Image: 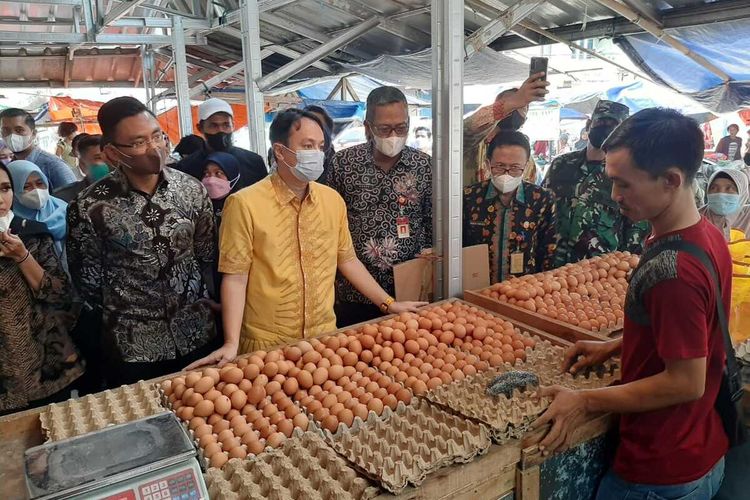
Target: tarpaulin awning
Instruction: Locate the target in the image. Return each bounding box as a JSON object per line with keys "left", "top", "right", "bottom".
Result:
{"left": 615, "top": 19, "right": 750, "bottom": 112}
{"left": 300, "top": 99, "right": 365, "bottom": 121}
{"left": 157, "top": 103, "right": 249, "bottom": 145}
{"left": 33, "top": 96, "right": 103, "bottom": 134}
{"left": 340, "top": 47, "right": 529, "bottom": 89}
{"left": 554, "top": 80, "right": 717, "bottom": 124}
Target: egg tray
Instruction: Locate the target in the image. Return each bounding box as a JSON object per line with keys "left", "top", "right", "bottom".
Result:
{"left": 424, "top": 367, "right": 551, "bottom": 443}
{"left": 423, "top": 340, "right": 619, "bottom": 443}
{"left": 204, "top": 428, "right": 380, "bottom": 500}
{"left": 39, "top": 381, "right": 163, "bottom": 442}
{"left": 326, "top": 397, "right": 491, "bottom": 495}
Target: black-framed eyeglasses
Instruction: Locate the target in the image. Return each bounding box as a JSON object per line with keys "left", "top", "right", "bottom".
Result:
{"left": 488, "top": 163, "right": 525, "bottom": 176}
{"left": 370, "top": 122, "right": 409, "bottom": 137}
{"left": 112, "top": 134, "right": 166, "bottom": 153}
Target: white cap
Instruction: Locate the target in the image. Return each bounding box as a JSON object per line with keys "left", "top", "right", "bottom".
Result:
{"left": 198, "top": 98, "right": 233, "bottom": 121}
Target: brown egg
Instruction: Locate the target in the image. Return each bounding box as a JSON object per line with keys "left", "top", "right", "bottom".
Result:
{"left": 247, "top": 438, "right": 265, "bottom": 455}
{"left": 221, "top": 383, "right": 239, "bottom": 397}
{"left": 267, "top": 432, "right": 286, "bottom": 448}
{"left": 327, "top": 364, "right": 344, "bottom": 381}
{"left": 161, "top": 379, "right": 173, "bottom": 395}
{"left": 312, "top": 367, "right": 328, "bottom": 386}
{"left": 292, "top": 412, "right": 309, "bottom": 430}
{"left": 262, "top": 402, "right": 279, "bottom": 418}
{"left": 280, "top": 377, "right": 297, "bottom": 396}
{"left": 209, "top": 452, "right": 228, "bottom": 469}
{"left": 185, "top": 391, "right": 203, "bottom": 407}
{"left": 185, "top": 372, "right": 202, "bottom": 388}
{"left": 228, "top": 446, "right": 247, "bottom": 460}
{"left": 367, "top": 398, "right": 384, "bottom": 415}
{"left": 194, "top": 399, "right": 215, "bottom": 417}
{"left": 221, "top": 367, "right": 244, "bottom": 385}
{"left": 395, "top": 388, "right": 412, "bottom": 405}
{"left": 203, "top": 367, "right": 221, "bottom": 385}
{"left": 277, "top": 419, "right": 294, "bottom": 437}
{"left": 352, "top": 403, "right": 369, "bottom": 421}
{"left": 265, "top": 380, "right": 282, "bottom": 396}
{"left": 203, "top": 442, "right": 221, "bottom": 457}
{"left": 383, "top": 394, "right": 398, "bottom": 410}
{"left": 412, "top": 380, "right": 428, "bottom": 395}
{"left": 214, "top": 395, "right": 232, "bottom": 415}
{"left": 247, "top": 386, "right": 265, "bottom": 405}
{"left": 189, "top": 416, "right": 206, "bottom": 430}
{"left": 193, "top": 423, "right": 214, "bottom": 439}
{"left": 243, "top": 364, "right": 260, "bottom": 381}
{"left": 269, "top": 411, "right": 285, "bottom": 426}
{"left": 207, "top": 414, "right": 222, "bottom": 425}
{"left": 204, "top": 388, "right": 223, "bottom": 402}
{"left": 297, "top": 370, "right": 314, "bottom": 389}
{"left": 321, "top": 414, "right": 339, "bottom": 433}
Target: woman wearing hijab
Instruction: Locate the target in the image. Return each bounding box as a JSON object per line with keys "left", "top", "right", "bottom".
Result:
{"left": 200, "top": 151, "right": 242, "bottom": 227}
{"left": 700, "top": 168, "right": 750, "bottom": 241}
{"left": 7, "top": 160, "right": 68, "bottom": 254}
{"left": 0, "top": 162, "right": 84, "bottom": 415}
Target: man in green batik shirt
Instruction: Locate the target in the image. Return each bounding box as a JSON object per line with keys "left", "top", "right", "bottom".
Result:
{"left": 543, "top": 100, "right": 650, "bottom": 266}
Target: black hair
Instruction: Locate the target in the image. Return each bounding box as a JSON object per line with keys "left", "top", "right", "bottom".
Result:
{"left": 602, "top": 108, "right": 703, "bottom": 183}
{"left": 728, "top": 124, "right": 740, "bottom": 132}
{"left": 0, "top": 108, "right": 36, "bottom": 131}
{"left": 71, "top": 132, "right": 90, "bottom": 153}
{"left": 58, "top": 121, "right": 78, "bottom": 138}
{"left": 365, "top": 86, "right": 407, "bottom": 123}
{"left": 0, "top": 161, "right": 13, "bottom": 193}
{"left": 174, "top": 134, "right": 206, "bottom": 157}
{"left": 486, "top": 130, "right": 531, "bottom": 161}
{"left": 76, "top": 134, "right": 102, "bottom": 156}
{"left": 269, "top": 108, "right": 324, "bottom": 154}
{"left": 414, "top": 126, "right": 431, "bottom": 137}
{"left": 303, "top": 105, "right": 334, "bottom": 132}
{"left": 97, "top": 96, "right": 155, "bottom": 146}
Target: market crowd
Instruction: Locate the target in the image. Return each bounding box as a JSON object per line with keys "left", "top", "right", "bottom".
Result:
{"left": 0, "top": 74, "right": 746, "bottom": 498}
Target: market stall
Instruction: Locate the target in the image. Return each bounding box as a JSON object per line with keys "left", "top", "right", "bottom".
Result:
{"left": 1, "top": 255, "right": 636, "bottom": 500}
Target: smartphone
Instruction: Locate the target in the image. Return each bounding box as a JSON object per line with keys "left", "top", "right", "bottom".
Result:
{"left": 530, "top": 57, "right": 548, "bottom": 80}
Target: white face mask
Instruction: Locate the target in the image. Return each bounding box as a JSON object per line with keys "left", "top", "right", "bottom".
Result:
{"left": 278, "top": 145, "right": 325, "bottom": 182}
{"left": 373, "top": 135, "right": 407, "bottom": 157}
{"left": 491, "top": 174, "right": 523, "bottom": 194}
{"left": 0, "top": 210, "right": 13, "bottom": 232}
{"left": 18, "top": 188, "right": 49, "bottom": 210}
{"left": 3, "top": 133, "right": 33, "bottom": 153}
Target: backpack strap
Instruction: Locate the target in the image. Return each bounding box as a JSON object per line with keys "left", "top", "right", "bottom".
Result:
{"left": 642, "top": 240, "right": 743, "bottom": 403}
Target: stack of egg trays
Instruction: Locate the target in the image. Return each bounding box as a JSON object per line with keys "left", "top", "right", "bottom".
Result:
{"left": 324, "top": 397, "right": 491, "bottom": 494}
{"left": 39, "top": 381, "right": 163, "bottom": 442}
{"left": 203, "top": 428, "right": 380, "bottom": 500}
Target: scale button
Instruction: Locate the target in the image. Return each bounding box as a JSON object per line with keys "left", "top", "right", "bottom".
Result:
{"left": 144, "top": 496, "right": 152, "bottom": 500}
{"left": 160, "top": 481, "right": 168, "bottom": 490}
{"left": 153, "top": 492, "right": 162, "bottom": 500}
{"left": 142, "top": 486, "right": 151, "bottom": 494}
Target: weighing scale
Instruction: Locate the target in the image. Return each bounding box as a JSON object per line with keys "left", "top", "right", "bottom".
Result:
{"left": 24, "top": 411, "right": 209, "bottom": 500}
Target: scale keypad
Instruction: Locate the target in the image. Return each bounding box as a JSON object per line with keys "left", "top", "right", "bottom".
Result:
{"left": 139, "top": 469, "right": 202, "bottom": 500}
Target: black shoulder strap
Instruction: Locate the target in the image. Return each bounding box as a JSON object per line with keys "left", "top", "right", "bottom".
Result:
{"left": 640, "top": 240, "right": 743, "bottom": 402}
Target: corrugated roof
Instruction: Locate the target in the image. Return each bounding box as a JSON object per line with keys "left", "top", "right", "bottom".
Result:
{"left": 0, "top": 0, "right": 745, "bottom": 91}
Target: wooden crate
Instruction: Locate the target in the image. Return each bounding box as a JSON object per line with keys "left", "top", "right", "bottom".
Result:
{"left": 0, "top": 406, "right": 46, "bottom": 499}
{"left": 463, "top": 289, "right": 614, "bottom": 344}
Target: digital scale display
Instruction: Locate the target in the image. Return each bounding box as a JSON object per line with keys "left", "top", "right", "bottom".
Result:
{"left": 102, "top": 465, "right": 205, "bottom": 500}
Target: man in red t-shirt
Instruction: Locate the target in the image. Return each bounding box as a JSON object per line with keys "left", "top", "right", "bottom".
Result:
{"left": 532, "top": 108, "right": 729, "bottom": 499}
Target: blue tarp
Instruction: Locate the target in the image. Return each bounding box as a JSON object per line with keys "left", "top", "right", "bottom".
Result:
{"left": 300, "top": 99, "right": 365, "bottom": 121}
{"left": 615, "top": 19, "right": 750, "bottom": 112}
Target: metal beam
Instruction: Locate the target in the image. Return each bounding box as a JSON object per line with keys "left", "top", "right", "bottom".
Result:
{"left": 0, "top": 30, "right": 202, "bottom": 44}
{"left": 102, "top": 0, "right": 149, "bottom": 26}
{"left": 257, "top": 16, "right": 380, "bottom": 91}
{"left": 320, "top": 0, "right": 431, "bottom": 46}
{"left": 172, "top": 16, "right": 194, "bottom": 137}
{"left": 1, "top": 0, "right": 81, "bottom": 4}
{"left": 240, "top": 0, "right": 267, "bottom": 155}
{"left": 343, "top": 77, "right": 360, "bottom": 101}
{"left": 189, "top": 62, "right": 244, "bottom": 98}
{"left": 518, "top": 20, "right": 654, "bottom": 83}
{"left": 140, "top": 2, "right": 204, "bottom": 18}
{"left": 142, "top": 45, "right": 157, "bottom": 113}
{"left": 464, "top": 0, "right": 544, "bottom": 59}
{"left": 432, "top": 0, "right": 464, "bottom": 300}
{"left": 620, "top": 0, "right": 662, "bottom": 25}
{"left": 594, "top": 0, "right": 731, "bottom": 83}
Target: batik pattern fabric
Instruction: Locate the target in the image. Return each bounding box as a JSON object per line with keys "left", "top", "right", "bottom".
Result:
{"left": 328, "top": 143, "right": 432, "bottom": 303}
{"left": 542, "top": 149, "right": 650, "bottom": 267}
{"left": 66, "top": 167, "right": 217, "bottom": 363}
{"left": 0, "top": 219, "right": 83, "bottom": 412}
{"left": 463, "top": 180, "right": 558, "bottom": 284}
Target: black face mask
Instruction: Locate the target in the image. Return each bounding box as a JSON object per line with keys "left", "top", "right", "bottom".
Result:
{"left": 588, "top": 125, "right": 617, "bottom": 149}
{"left": 205, "top": 132, "right": 233, "bottom": 152}
{"left": 496, "top": 110, "right": 526, "bottom": 131}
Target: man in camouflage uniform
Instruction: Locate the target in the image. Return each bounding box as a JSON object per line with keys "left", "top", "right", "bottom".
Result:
{"left": 543, "top": 100, "right": 650, "bottom": 266}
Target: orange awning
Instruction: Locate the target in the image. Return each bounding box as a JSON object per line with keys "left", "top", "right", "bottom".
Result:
{"left": 157, "top": 103, "right": 250, "bottom": 145}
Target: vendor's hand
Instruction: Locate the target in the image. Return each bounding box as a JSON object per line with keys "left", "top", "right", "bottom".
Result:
{"left": 388, "top": 301, "right": 427, "bottom": 315}
{"left": 0, "top": 228, "right": 29, "bottom": 262}
{"left": 562, "top": 340, "right": 617, "bottom": 375}
{"left": 197, "top": 298, "right": 222, "bottom": 314}
{"left": 530, "top": 386, "right": 589, "bottom": 456}
{"left": 506, "top": 73, "right": 549, "bottom": 110}
{"left": 185, "top": 342, "right": 238, "bottom": 370}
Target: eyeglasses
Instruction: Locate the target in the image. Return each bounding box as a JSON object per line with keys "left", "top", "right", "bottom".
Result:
{"left": 112, "top": 133, "right": 166, "bottom": 153}
{"left": 370, "top": 122, "right": 409, "bottom": 137}
{"left": 488, "top": 163, "right": 525, "bottom": 176}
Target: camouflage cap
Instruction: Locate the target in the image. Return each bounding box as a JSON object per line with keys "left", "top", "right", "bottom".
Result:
{"left": 591, "top": 100, "right": 629, "bottom": 124}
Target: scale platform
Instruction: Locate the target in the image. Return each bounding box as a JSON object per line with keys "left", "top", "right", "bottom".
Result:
{"left": 24, "top": 411, "right": 209, "bottom": 500}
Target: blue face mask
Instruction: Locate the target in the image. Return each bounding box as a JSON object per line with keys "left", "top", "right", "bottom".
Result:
{"left": 707, "top": 193, "right": 742, "bottom": 216}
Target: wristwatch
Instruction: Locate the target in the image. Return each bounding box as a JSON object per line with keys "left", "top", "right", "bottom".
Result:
{"left": 379, "top": 296, "right": 395, "bottom": 314}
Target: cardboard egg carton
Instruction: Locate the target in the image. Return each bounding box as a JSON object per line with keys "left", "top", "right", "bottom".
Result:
{"left": 424, "top": 368, "right": 550, "bottom": 443}
{"left": 424, "top": 340, "right": 619, "bottom": 443}
{"left": 204, "top": 429, "right": 379, "bottom": 500}
{"left": 39, "top": 381, "right": 163, "bottom": 442}
{"left": 328, "top": 398, "right": 491, "bottom": 494}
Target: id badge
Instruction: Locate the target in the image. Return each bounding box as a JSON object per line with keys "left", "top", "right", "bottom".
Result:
{"left": 510, "top": 252, "right": 524, "bottom": 274}
{"left": 396, "top": 216, "right": 410, "bottom": 239}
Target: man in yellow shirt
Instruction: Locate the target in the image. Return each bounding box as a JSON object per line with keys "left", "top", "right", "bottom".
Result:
{"left": 189, "top": 109, "right": 424, "bottom": 367}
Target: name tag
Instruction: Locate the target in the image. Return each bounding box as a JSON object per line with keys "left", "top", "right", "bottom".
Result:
{"left": 396, "top": 216, "right": 410, "bottom": 239}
